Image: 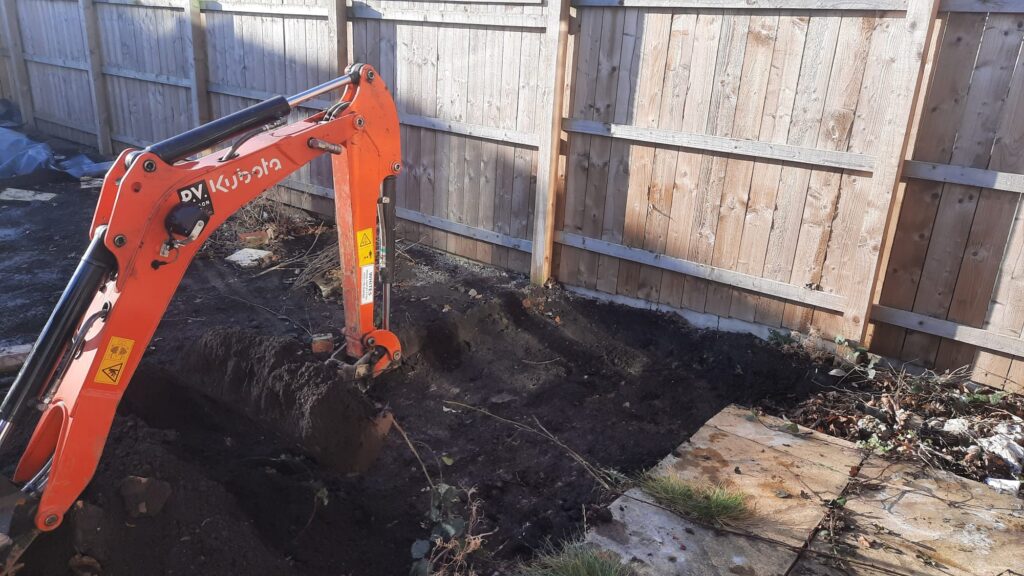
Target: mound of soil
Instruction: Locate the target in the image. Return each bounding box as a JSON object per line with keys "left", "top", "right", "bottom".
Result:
{"left": 180, "top": 327, "right": 389, "bottom": 472}
{"left": 3, "top": 183, "right": 827, "bottom": 575}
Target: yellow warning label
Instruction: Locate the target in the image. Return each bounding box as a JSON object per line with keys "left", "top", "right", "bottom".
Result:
{"left": 94, "top": 336, "right": 135, "bottom": 385}
{"left": 357, "top": 227, "right": 375, "bottom": 266}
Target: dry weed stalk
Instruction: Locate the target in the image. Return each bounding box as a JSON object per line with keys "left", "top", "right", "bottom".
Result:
{"left": 442, "top": 401, "right": 625, "bottom": 491}
{"left": 423, "top": 489, "right": 493, "bottom": 576}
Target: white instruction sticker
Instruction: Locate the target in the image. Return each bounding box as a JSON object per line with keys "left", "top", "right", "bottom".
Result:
{"left": 360, "top": 264, "right": 375, "bottom": 305}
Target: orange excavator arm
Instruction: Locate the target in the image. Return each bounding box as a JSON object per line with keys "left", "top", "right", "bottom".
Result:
{"left": 0, "top": 64, "right": 401, "bottom": 570}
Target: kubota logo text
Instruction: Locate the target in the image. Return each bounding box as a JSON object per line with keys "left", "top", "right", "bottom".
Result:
{"left": 209, "top": 157, "right": 283, "bottom": 194}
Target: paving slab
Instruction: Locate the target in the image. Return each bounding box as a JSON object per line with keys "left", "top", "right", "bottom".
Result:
{"left": 655, "top": 424, "right": 854, "bottom": 547}
{"left": 586, "top": 404, "right": 1022, "bottom": 576}
{"left": 587, "top": 488, "right": 798, "bottom": 576}
{"left": 705, "top": 405, "right": 863, "bottom": 476}
{"left": 788, "top": 554, "right": 893, "bottom": 576}
{"left": 807, "top": 457, "right": 1024, "bottom": 576}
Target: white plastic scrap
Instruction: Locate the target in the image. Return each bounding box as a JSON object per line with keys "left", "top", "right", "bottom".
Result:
{"left": 984, "top": 477, "right": 1021, "bottom": 494}
{"left": 978, "top": 433, "right": 1024, "bottom": 475}
{"left": 225, "top": 248, "right": 273, "bottom": 269}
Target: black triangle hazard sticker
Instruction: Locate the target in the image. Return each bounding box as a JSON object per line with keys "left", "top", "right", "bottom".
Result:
{"left": 102, "top": 363, "right": 123, "bottom": 383}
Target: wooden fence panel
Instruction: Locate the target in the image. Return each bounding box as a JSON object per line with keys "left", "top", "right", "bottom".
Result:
{"left": 558, "top": 3, "right": 937, "bottom": 343}
{"left": 96, "top": 1, "right": 191, "bottom": 148}
{"left": 872, "top": 6, "right": 1024, "bottom": 392}
{"left": 350, "top": 0, "right": 546, "bottom": 274}
{"left": 28, "top": 0, "right": 1024, "bottom": 390}
{"left": 18, "top": 0, "right": 94, "bottom": 143}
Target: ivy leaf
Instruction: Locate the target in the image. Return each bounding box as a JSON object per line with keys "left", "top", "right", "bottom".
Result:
{"left": 411, "top": 539, "right": 431, "bottom": 560}
{"left": 410, "top": 559, "right": 431, "bottom": 576}
{"left": 448, "top": 517, "right": 467, "bottom": 538}
{"left": 432, "top": 521, "right": 457, "bottom": 540}
{"left": 827, "top": 496, "right": 847, "bottom": 509}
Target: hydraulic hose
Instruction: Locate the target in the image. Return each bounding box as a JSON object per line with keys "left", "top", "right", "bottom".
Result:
{"left": 0, "top": 228, "right": 117, "bottom": 450}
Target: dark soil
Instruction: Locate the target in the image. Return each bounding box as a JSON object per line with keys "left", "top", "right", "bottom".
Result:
{"left": 1, "top": 177, "right": 826, "bottom": 575}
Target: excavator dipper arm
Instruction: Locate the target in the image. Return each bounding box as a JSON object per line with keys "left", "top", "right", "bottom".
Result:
{"left": 0, "top": 64, "right": 401, "bottom": 569}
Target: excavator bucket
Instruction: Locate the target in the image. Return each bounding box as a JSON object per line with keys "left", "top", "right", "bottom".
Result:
{"left": 0, "top": 478, "right": 38, "bottom": 574}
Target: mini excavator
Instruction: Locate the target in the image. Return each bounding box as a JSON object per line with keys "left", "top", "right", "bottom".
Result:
{"left": 0, "top": 63, "right": 402, "bottom": 571}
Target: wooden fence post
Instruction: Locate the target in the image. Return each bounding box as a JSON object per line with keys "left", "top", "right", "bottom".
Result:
{"left": 0, "top": 0, "right": 33, "bottom": 129}
{"left": 326, "top": 0, "right": 348, "bottom": 74}
{"left": 529, "top": 0, "right": 571, "bottom": 284}
{"left": 79, "top": 0, "right": 112, "bottom": 155}
{"left": 185, "top": 0, "right": 210, "bottom": 126}
{"left": 846, "top": 0, "right": 941, "bottom": 342}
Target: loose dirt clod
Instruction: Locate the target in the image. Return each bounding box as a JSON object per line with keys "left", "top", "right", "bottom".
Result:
{"left": 70, "top": 501, "right": 105, "bottom": 558}
{"left": 67, "top": 554, "right": 101, "bottom": 576}
{"left": 119, "top": 476, "right": 172, "bottom": 518}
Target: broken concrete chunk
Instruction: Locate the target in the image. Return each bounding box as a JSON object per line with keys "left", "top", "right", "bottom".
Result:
{"left": 119, "top": 476, "right": 172, "bottom": 518}
{"left": 225, "top": 248, "right": 273, "bottom": 269}
{"left": 0, "top": 188, "right": 56, "bottom": 202}
{"left": 311, "top": 333, "right": 334, "bottom": 355}
{"left": 942, "top": 417, "right": 972, "bottom": 437}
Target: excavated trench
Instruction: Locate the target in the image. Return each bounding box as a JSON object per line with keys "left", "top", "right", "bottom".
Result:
{"left": 4, "top": 183, "right": 826, "bottom": 575}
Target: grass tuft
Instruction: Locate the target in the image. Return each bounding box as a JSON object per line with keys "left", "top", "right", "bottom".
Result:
{"left": 640, "top": 474, "right": 750, "bottom": 526}
{"left": 518, "top": 541, "right": 633, "bottom": 576}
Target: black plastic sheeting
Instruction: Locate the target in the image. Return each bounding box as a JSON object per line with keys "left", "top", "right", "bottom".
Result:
{"left": 0, "top": 127, "right": 112, "bottom": 179}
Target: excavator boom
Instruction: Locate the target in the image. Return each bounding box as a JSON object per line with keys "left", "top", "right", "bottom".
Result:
{"left": 0, "top": 64, "right": 401, "bottom": 571}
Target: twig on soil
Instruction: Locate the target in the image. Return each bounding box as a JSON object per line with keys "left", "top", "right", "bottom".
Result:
{"left": 256, "top": 222, "right": 325, "bottom": 276}
{"left": 222, "top": 294, "right": 312, "bottom": 337}
{"left": 396, "top": 239, "right": 422, "bottom": 264}
{"left": 522, "top": 358, "right": 561, "bottom": 365}
{"left": 443, "top": 401, "right": 619, "bottom": 491}
{"left": 392, "top": 417, "right": 434, "bottom": 488}
{"left": 291, "top": 247, "right": 340, "bottom": 291}
{"left": 291, "top": 486, "right": 329, "bottom": 544}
